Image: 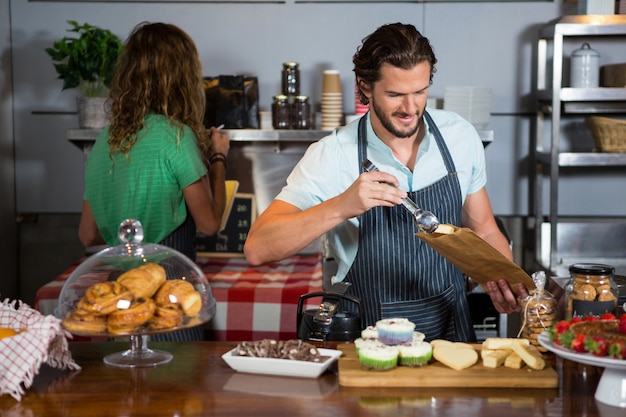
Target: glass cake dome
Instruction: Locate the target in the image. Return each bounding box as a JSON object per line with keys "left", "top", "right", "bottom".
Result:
{"left": 56, "top": 219, "right": 216, "bottom": 367}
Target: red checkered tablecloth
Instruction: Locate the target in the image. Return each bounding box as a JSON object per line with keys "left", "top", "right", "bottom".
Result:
{"left": 34, "top": 254, "right": 323, "bottom": 342}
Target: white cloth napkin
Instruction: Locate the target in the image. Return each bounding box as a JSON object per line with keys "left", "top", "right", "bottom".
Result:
{"left": 0, "top": 299, "right": 81, "bottom": 401}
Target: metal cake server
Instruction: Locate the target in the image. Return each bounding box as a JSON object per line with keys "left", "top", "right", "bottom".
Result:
{"left": 361, "top": 159, "right": 440, "bottom": 234}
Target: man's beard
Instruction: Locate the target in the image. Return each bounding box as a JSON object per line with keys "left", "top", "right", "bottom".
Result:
{"left": 371, "top": 99, "right": 421, "bottom": 139}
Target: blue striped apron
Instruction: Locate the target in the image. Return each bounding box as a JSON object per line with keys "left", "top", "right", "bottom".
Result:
{"left": 152, "top": 210, "right": 205, "bottom": 341}
{"left": 344, "top": 112, "right": 475, "bottom": 342}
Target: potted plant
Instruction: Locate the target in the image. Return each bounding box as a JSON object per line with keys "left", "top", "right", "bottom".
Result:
{"left": 46, "top": 20, "right": 123, "bottom": 128}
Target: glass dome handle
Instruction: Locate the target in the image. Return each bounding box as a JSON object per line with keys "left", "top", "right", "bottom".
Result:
{"left": 118, "top": 219, "right": 145, "bottom": 245}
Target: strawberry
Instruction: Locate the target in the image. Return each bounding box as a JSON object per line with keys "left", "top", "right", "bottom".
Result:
{"left": 571, "top": 334, "right": 588, "bottom": 353}
{"left": 549, "top": 320, "right": 571, "bottom": 343}
{"left": 620, "top": 316, "right": 626, "bottom": 335}
{"left": 582, "top": 315, "right": 599, "bottom": 322}
{"left": 570, "top": 317, "right": 582, "bottom": 325}
{"left": 557, "top": 329, "right": 575, "bottom": 348}
{"left": 608, "top": 341, "right": 626, "bottom": 360}
{"left": 600, "top": 312, "right": 616, "bottom": 320}
{"left": 586, "top": 336, "right": 608, "bottom": 357}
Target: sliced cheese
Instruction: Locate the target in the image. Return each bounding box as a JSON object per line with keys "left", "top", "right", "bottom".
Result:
{"left": 510, "top": 343, "right": 545, "bottom": 370}
{"left": 482, "top": 337, "right": 530, "bottom": 350}
{"left": 433, "top": 346, "right": 478, "bottom": 371}
{"left": 480, "top": 349, "right": 512, "bottom": 368}
{"left": 504, "top": 352, "right": 524, "bottom": 369}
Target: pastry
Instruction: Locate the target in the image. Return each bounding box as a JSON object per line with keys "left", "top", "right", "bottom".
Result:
{"left": 62, "top": 309, "right": 107, "bottom": 334}
{"left": 106, "top": 298, "right": 156, "bottom": 334}
{"left": 154, "top": 279, "right": 202, "bottom": 316}
{"left": 148, "top": 304, "right": 184, "bottom": 330}
{"left": 77, "top": 281, "right": 133, "bottom": 316}
{"left": 117, "top": 262, "right": 166, "bottom": 299}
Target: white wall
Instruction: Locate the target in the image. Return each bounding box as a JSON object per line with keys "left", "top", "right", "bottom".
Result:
{"left": 11, "top": 0, "right": 624, "bottom": 218}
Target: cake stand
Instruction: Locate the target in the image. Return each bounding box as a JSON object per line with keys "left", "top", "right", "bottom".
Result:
{"left": 538, "top": 332, "right": 626, "bottom": 408}
{"left": 56, "top": 219, "right": 216, "bottom": 368}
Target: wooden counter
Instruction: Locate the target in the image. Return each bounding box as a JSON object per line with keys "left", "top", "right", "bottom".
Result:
{"left": 0, "top": 341, "right": 622, "bottom": 417}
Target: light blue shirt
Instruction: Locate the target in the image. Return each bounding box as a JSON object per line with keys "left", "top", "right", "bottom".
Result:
{"left": 275, "top": 109, "right": 487, "bottom": 280}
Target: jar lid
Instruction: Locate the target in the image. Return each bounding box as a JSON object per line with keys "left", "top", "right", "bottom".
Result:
{"left": 571, "top": 42, "right": 600, "bottom": 58}
{"left": 273, "top": 95, "right": 289, "bottom": 101}
{"left": 294, "top": 95, "right": 309, "bottom": 101}
{"left": 569, "top": 263, "right": 615, "bottom": 275}
{"left": 283, "top": 62, "right": 299, "bottom": 68}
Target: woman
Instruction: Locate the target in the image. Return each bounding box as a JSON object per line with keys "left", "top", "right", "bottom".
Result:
{"left": 78, "top": 22, "right": 230, "bottom": 341}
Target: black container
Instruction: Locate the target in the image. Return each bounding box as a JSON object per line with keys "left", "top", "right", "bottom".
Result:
{"left": 271, "top": 95, "right": 290, "bottom": 129}
{"left": 297, "top": 291, "right": 363, "bottom": 342}
{"left": 281, "top": 62, "right": 300, "bottom": 96}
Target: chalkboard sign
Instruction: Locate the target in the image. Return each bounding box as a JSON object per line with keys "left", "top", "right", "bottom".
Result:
{"left": 196, "top": 193, "right": 256, "bottom": 256}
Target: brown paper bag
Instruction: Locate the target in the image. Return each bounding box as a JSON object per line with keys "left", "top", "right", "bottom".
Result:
{"left": 416, "top": 224, "right": 535, "bottom": 296}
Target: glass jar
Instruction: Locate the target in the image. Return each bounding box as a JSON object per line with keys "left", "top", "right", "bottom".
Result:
{"left": 564, "top": 263, "right": 618, "bottom": 319}
{"left": 272, "top": 95, "right": 291, "bottom": 129}
{"left": 291, "top": 95, "right": 311, "bottom": 130}
{"left": 281, "top": 62, "right": 300, "bottom": 96}
{"left": 519, "top": 271, "right": 557, "bottom": 352}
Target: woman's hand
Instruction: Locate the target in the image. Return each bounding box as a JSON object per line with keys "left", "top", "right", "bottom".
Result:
{"left": 208, "top": 126, "right": 230, "bottom": 156}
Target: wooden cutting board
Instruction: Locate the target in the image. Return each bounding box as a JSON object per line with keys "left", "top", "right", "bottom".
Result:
{"left": 337, "top": 343, "right": 558, "bottom": 388}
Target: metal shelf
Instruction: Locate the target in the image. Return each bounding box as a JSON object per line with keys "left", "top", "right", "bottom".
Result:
{"left": 536, "top": 152, "right": 626, "bottom": 166}
{"left": 531, "top": 16, "right": 626, "bottom": 274}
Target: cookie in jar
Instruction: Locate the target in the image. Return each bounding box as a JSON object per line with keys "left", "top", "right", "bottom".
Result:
{"left": 519, "top": 271, "right": 557, "bottom": 351}
{"left": 564, "top": 263, "right": 618, "bottom": 319}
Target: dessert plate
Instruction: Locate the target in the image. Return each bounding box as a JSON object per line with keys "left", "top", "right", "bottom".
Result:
{"left": 222, "top": 348, "right": 342, "bottom": 378}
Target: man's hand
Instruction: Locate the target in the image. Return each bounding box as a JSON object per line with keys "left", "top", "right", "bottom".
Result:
{"left": 339, "top": 171, "right": 407, "bottom": 218}
{"left": 486, "top": 280, "right": 529, "bottom": 314}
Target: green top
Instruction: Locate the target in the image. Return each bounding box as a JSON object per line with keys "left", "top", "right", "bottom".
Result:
{"left": 85, "top": 113, "right": 207, "bottom": 246}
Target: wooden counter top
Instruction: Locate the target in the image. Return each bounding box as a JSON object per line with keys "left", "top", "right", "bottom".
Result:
{"left": 0, "top": 341, "right": 622, "bottom": 417}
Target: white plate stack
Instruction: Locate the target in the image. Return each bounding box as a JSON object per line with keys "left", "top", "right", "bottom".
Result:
{"left": 443, "top": 86, "right": 492, "bottom": 130}
{"left": 321, "top": 70, "right": 343, "bottom": 130}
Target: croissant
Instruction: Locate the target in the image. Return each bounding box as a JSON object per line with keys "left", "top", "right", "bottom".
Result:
{"left": 62, "top": 309, "right": 107, "bottom": 334}
{"left": 77, "top": 281, "right": 133, "bottom": 316}
{"left": 148, "top": 305, "right": 184, "bottom": 330}
{"left": 154, "top": 279, "right": 202, "bottom": 316}
{"left": 117, "top": 262, "right": 166, "bottom": 299}
{"left": 107, "top": 298, "right": 156, "bottom": 334}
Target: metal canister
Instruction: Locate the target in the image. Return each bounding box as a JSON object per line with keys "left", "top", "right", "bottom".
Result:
{"left": 291, "top": 95, "right": 311, "bottom": 130}
{"left": 570, "top": 42, "right": 600, "bottom": 88}
{"left": 272, "top": 95, "right": 290, "bottom": 129}
{"left": 281, "top": 62, "right": 300, "bottom": 96}
{"left": 564, "top": 263, "right": 618, "bottom": 318}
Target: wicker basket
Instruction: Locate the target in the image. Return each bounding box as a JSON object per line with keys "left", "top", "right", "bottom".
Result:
{"left": 586, "top": 116, "right": 626, "bottom": 153}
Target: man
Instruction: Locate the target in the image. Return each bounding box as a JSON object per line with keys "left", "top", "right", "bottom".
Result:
{"left": 244, "top": 23, "right": 527, "bottom": 341}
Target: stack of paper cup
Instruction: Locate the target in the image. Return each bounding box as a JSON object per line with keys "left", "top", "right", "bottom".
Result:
{"left": 321, "top": 70, "right": 343, "bottom": 130}
{"left": 354, "top": 83, "right": 369, "bottom": 115}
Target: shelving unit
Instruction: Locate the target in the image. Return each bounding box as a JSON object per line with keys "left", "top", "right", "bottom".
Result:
{"left": 531, "top": 15, "right": 626, "bottom": 274}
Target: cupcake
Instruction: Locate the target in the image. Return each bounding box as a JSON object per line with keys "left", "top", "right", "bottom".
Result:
{"left": 354, "top": 337, "right": 386, "bottom": 354}
{"left": 375, "top": 318, "right": 416, "bottom": 345}
{"left": 398, "top": 340, "right": 432, "bottom": 367}
{"left": 412, "top": 331, "right": 426, "bottom": 342}
{"left": 361, "top": 325, "right": 378, "bottom": 340}
{"left": 357, "top": 345, "right": 399, "bottom": 371}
